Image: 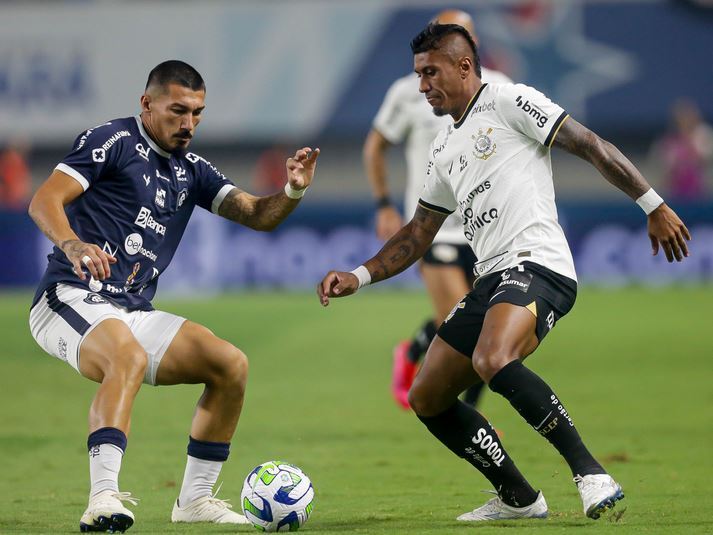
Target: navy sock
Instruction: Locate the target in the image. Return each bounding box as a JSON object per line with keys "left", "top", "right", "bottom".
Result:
{"left": 187, "top": 436, "right": 230, "bottom": 462}
{"left": 489, "top": 360, "right": 605, "bottom": 477}
{"left": 408, "top": 319, "right": 437, "bottom": 363}
{"left": 88, "top": 427, "right": 127, "bottom": 453}
{"left": 418, "top": 401, "right": 538, "bottom": 507}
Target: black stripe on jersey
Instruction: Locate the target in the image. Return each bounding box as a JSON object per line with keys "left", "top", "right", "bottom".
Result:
{"left": 46, "top": 284, "right": 91, "bottom": 336}
{"left": 418, "top": 199, "right": 454, "bottom": 215}
{"left": 454, "top": 83, "right": 488, "bottom": 129}
{"left": 545, "top": 111, "right": 569, "bottom": 147}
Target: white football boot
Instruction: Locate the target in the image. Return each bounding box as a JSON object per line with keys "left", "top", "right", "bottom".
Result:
{"left": 79, "top": 490, "right": 138, "bottom": 533}
{"left": 171, "top": 488, "right": 249, "bottom": 524}
{"left": 574, "top": 474, "right": 624, "bottom": 519}
{"left": 457, "top": 491, "right": 548, "bottom": 522}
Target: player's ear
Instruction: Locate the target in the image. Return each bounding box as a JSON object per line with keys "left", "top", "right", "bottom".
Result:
{"left": 140, "top": 94, "right": 151, "bottom": 113}
{"left": 460, "top": 57, "right": 471, "bottom": 79}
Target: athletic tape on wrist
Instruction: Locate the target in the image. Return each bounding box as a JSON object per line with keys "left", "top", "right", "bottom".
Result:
{"left": 636, "top": 188, "right": 664, "bottom": 215}
{"left": 350, "top": 265, "right": 371, "bottom": 289}
{"left": 284, "top": 182, "right": 308, "bottom": 199}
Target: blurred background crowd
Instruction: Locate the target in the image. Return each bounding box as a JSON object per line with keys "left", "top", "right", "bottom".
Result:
{"left": 1, "top": 0, "right": 711, "bottom": 292}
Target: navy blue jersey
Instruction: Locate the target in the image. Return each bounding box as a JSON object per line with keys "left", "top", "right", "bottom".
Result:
{"left": 33, "top": 116, "right": 237, "bottom": 311}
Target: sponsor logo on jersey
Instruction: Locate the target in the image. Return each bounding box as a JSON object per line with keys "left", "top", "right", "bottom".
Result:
{"left": 75, "top": 122, "right": 112, "bottom": 150}
{"left": 83, "top": 292, "right": 108, "bottom": 305}
{"left": 461, "top": 181, "right": 491, "bottom": 207}
{"left": 515, "top": 95, "right": 549, "bottom": 128}
{"left": 174, "top": 166, "right": 188, "bottom": 181}
{"left": 105, "top": 284, "right": 123, "bottom": 294}
{"left": 177, "top": 188, "right": 188, "bottom": 208}
{"left": 155, "top": 187, "right": 166, "bottom": 208}
{"left": 472, "top": 128, "right": 496, "bottom": 160}
{"left": 185, "top": 153, "right": 228, "bottom": 181}
{"left": 472, "top": 99, "right": 495, "bottom": 114}
{"left": 459, "top": 154, "right": 469, "bottom": 172}
{"left": 134, "top": 207, "right": 166, "bottom": 236}
{"left": 462, "top": 207, "right": 498, "bottom": 241}
{"left": 124, "top": 233, "right": 158, "bottom": 261}
{"left": 100, "top": 130, "right": 130, "bottom": 152}
{"left": 432, "top": 142, "right": 446, "bottom": 158}
{"left": 471, "top": 427, "right": 506, "bottom": 467}
{"left": 124, "top": 262, "right": 141, "bottom": 290}
{"left": 102, "top": 241, "right": 118, "bottom": 257}
{"left": 426, "top": 160, "right": 434, "bottom": 176}
{"left": 91, "top": 148, "right": 105, "bottom": 162}
{"left": 135, "top": 143, "right": 150, "bottom": 161}
{"left": 155, "top": 170, "right": 170, "bottom": 182}
{"left": 142, "top": 173, "right": 151, "bottom": 186}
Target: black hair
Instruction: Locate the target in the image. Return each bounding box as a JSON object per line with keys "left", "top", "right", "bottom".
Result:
{"left": 145, "top": 60, "right": 205, "bottom": 92}
{"left": 410, "top": 23, "right": 481, "bottom": 78}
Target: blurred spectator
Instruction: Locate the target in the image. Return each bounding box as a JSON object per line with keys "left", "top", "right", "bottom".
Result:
{"left": 652, "top": 99, "right": 713, "bottom": 201}
{"left": 252, "top": 145, "right": 289, "bottom": 195}
{"left": 0, "top": 138, "right": 32, "bottom": 211}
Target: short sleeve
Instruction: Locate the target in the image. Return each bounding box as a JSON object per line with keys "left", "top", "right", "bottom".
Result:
{"left": 417, "top": 137, "right": 457, "bottom": 215}
{"left": 372, "top": 77, "right": 412, "bottom": 144}
{"left": 55, "top": 122, "right": 128, "bottom": 191}
{"left": 187, "top": 152, "right": 238, "bottom": 213}
{"left": 497, "top": 83, "right": 569, "bottom": 147}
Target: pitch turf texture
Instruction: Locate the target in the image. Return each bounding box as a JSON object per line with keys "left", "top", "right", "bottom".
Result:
{"left": 1, "top": 287, "right": 711, "bottom": 534}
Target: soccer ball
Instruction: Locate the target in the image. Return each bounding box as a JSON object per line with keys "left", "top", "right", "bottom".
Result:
{"left": 241, "top": 461, "right": 314, "bottom": 532}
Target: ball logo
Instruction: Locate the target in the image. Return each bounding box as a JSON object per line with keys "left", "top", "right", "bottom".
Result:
{"left": 91, "top": 148, "right": 106, "bottom": 162}
{"left": 125, "top": 233, "right": 143, "bottom": 255}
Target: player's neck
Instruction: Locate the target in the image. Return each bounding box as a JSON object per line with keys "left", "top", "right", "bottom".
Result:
{"left": 139, "top": 112, "right": 171, "bottom": 154}
{"left": 452, "top": 79, "right": 484, "bottom": 123}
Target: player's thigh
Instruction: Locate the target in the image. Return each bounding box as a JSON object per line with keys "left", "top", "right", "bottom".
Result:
{"left": 79, "top": 318, "right": 148, "bottom": 383}
{"left": 420, "top": 263, "right": 471, "bottom": 324}
{"left": 154, "top": 320, "right": 247, "bottom": 386}
{"left": 409, "top": 335, "right": 479, "bottom": 416}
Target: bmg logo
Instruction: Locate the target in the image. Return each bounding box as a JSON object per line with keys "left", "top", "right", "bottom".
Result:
{"left": 515, "top": 95, "right": 548, "bottom": 128}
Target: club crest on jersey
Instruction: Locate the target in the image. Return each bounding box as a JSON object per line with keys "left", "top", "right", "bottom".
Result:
{"left": 84, "top": 293, "right": 108, "bottom": 305}
{"left": 472, "top": 128, "right": 496, "bottom": 160}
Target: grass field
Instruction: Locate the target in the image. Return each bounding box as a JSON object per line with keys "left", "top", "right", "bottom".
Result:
{"left": 0, "top": 287, "right": 711, "bottom": 534}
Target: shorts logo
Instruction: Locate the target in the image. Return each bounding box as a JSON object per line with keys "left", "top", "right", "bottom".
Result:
{"left": 546, "top": 310, "right": 555, "bottom": 330}
{"left": 155, "top": 187, "right": 166, "bottom": 208}
{"left": 444, "top": 300, "right": 466, "bottom": 323}
{"left": 472, "top": 128, "right": 496, "bottom": 160}
{"left": 91, "top": 148, "right": 106, "bottom": 162}
{"left": 124, "top": 233, "right": 158, "bottom": 261}
{"left": 83, "top": 293, "right": 108, "bottom": 305}
{"left": 135, "top": 143, "right": 150, "bottom": 161}
{"left": 496, "top": 269, "right": 533, "bottom": 293}
{"left": 135, "top": 207, "right": 166, "bottom": 236}
{"left": 58, "top": 337, "right": 68, "bottom": 362}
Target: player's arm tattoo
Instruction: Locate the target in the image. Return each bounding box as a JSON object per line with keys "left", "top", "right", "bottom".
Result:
{"left": 218, "top": 188, "right": 300, "bottom": 231}
{"left": 364, "top": 204, "right": 447, "bottom": 283}
{"left": 553, "top": 117, "right": 652, "bottom": 199}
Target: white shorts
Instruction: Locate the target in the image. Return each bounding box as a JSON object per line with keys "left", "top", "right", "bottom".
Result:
{"left": 29, "top": 283, "right": 186, "bottom": 385}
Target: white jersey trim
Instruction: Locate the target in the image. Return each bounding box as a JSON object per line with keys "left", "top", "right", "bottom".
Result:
{"left": 212, "top": 184, "right": 237, "bottom": 214}
{"left": 55, "top": 163, "right": 89, "bottom": 191}
{"left": 134, "top": 115, "right": 171, "bottom": 158}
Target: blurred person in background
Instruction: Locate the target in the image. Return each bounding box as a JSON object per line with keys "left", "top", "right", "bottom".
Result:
{"left": 652, "top": 98, "right": 712, "bottom": 201}
{"left": 27, "top": 60, "right": 319, "bottom": 533}
{"left": 363, "top": 9, "right": 512, "bottom": 410}
{"left": 0, "top": 138, "right": 32, "bottom": 211}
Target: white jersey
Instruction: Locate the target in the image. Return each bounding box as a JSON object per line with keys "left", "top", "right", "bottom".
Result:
{"left": 419, "top": 82, "right": 576, "bottom": 281}
{"left": 372, "top": 68, "right": 512, "bottom": 244}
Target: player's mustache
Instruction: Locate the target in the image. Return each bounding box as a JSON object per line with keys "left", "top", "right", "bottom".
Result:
{"left": 175, "top": 130, "right": 193, "bottom": 139}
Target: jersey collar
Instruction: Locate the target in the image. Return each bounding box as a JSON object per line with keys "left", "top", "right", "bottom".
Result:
{"left": 454, "top": 83, "right": 488, "bottom": 129}
{"left": 134, "top": 115, "right": 171, "bottom": 159}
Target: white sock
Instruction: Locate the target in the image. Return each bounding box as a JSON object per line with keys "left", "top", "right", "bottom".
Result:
{"left": 89, "top": 443, "right": 123, "bottom": 497}
{"left": 178, "top": 455, "right": 223, "bottom": 506}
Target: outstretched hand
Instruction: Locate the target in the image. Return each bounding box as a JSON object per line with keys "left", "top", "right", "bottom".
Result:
{"left": 62, "top": 239, "right": 117, "bottom": 281}
{"left": 648, "top": 204, "right": 691, "bottom": 262}
{"left": 286, "top": 147, "right": 320, "bottom": 191}
{"left": 317, "top": 271, "right": 359, "bottom": 307}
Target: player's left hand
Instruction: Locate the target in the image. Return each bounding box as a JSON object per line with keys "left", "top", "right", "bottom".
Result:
{"left": 317, "top": 270, "right": 359, "bottom": 307}
{"left": 647, "top": 203, "right": 691, "bottom": 262}
{"left": 286, "top": 147, "right": 320, "bottom": 191}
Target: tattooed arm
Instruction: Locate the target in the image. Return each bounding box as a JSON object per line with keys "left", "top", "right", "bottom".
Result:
{"left": 218, "top": 147, "right": 319, "bottom": 231}
{"left": 28, "top": 169, "right": 116, "bottom": 281}
{"left": 317, "top": 204, "right": 447, "bottom": 306}
{"left": 553, "top": 117, "right": 691, "bottom": 262}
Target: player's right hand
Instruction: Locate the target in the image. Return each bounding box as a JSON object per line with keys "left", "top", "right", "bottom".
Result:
{"left": 376, "top": 206, "right": 403, "bottom": 241}
{"left": 317, "top": 271, "right": 359, "bottom": 307}
{"left": 61, "top": 239, "right": 117, "bottom": 281}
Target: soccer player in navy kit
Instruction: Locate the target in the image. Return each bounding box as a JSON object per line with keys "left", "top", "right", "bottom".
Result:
{"left": 28, "top": 61, "right": 319, "bottom": 532}
{"left": 318, "top": 25, "right": 691, "bottom": 522}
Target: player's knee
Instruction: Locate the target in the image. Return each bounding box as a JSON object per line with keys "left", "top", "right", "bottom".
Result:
{"left": 214, "top": 344, "right": 248, "bottom": 390}
{"left": 472, "top": 347, "right": 517, "bottom": 384}
{"left": 408, "top": 383, "right": 447, "bottom": 418}
{"left": 107, "top": 344, "right": 148, "bottom": 384}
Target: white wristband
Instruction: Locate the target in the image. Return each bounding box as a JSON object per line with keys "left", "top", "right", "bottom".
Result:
{"left": 350, "top": 265, "right": 371, "bottom": 289}
{"left": 284, "top": 182, "right": 308, "bottom": 199}
{"left": 636, "top": 188, "right": 664, "bottom": 215}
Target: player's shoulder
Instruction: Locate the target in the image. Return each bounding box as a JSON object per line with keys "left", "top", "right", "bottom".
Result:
{"left": 182, "top": 151, "right": 228, "bottom": 180}
{"left": 71, "top": 116, "right": 135, "bottom": 156}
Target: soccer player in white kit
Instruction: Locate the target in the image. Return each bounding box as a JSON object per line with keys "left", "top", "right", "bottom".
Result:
{"left": 319, "top": 24, "right": 690, "bottom": 522}
{"left": 364, "top": 9, "right": 512, "bottom": 410}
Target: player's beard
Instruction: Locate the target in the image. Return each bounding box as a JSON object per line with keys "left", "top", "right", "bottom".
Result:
{"left": 432, "top": 106, "right": 447, "bottom": 117}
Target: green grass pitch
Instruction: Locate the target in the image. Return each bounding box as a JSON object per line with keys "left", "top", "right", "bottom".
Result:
{"left": 0, "top": 287, "right": 711, "bottom": 534}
